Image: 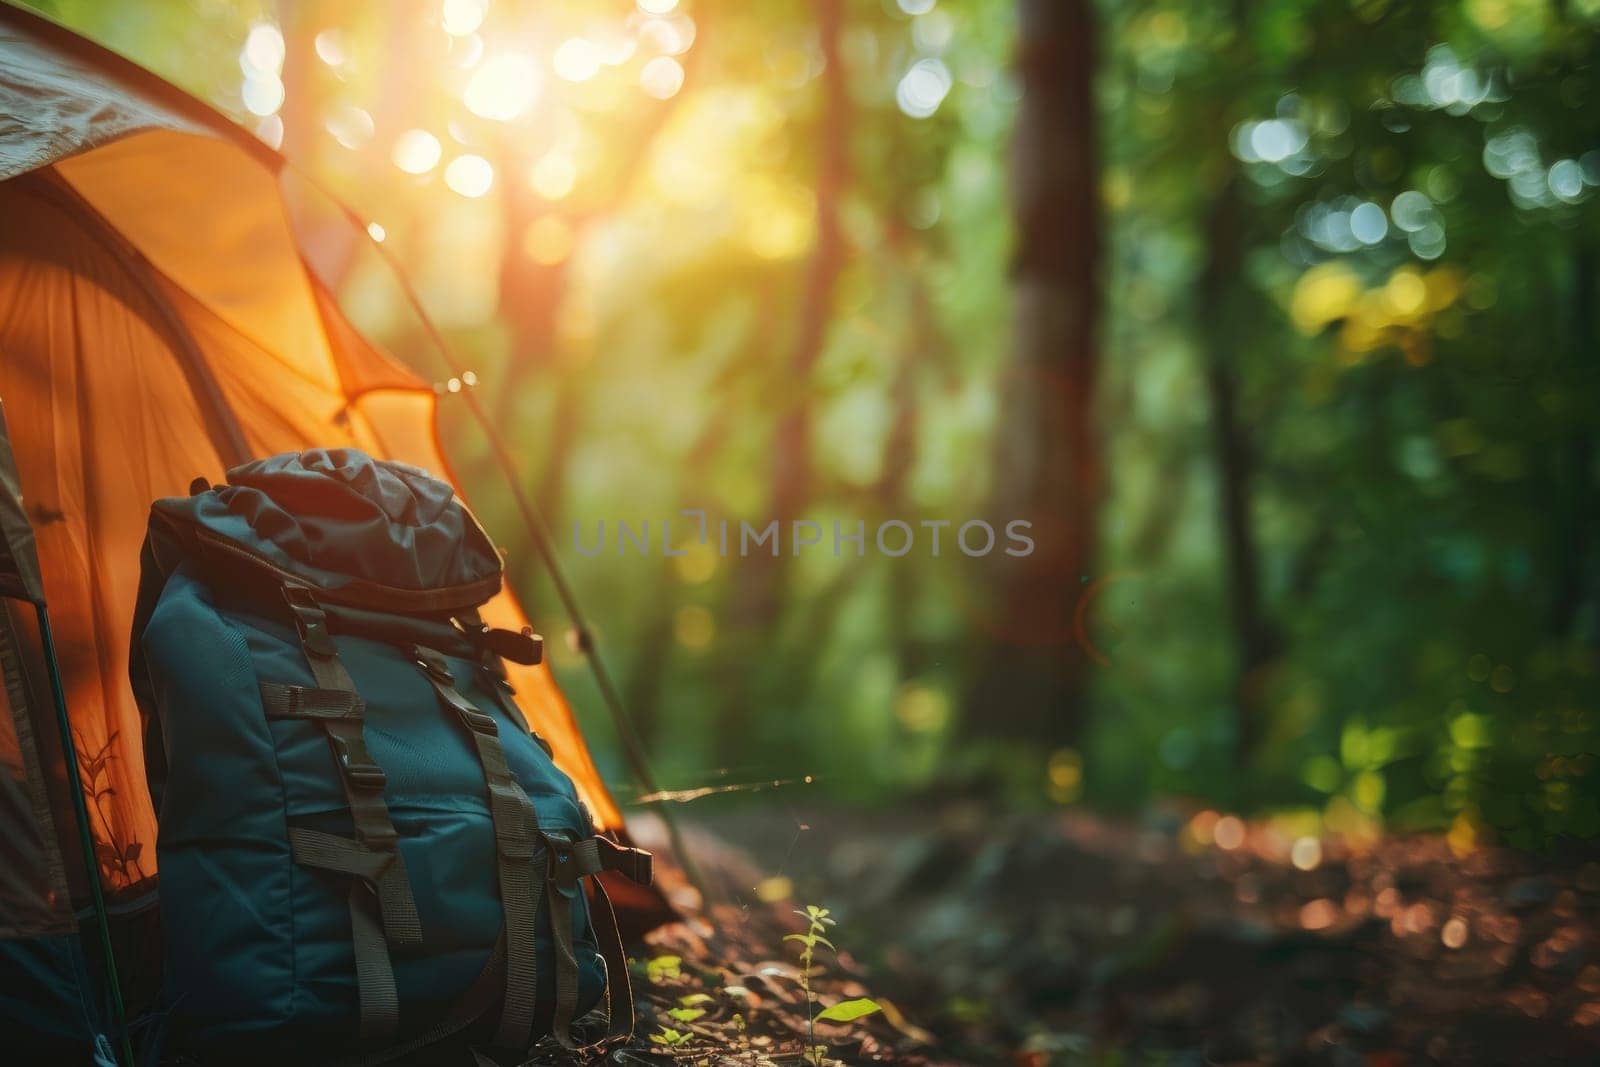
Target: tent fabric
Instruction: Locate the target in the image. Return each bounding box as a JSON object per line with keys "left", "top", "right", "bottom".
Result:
{"left": 0, "top": 10, "right": 206, "bottom": 182}
{"left": 0, "top": 1, "right": 627, "bottom": 916}
{"left": 56, "top": 131, "right": 342, "bottom": 402}
{"left": 0, "top": 401, "right": 75, "bottom": 939}
{"left": 0, "top": 401, "right": 42, "bottom": 604}
{"left": 0, "top": 605, "right": 74, "bottom": 937}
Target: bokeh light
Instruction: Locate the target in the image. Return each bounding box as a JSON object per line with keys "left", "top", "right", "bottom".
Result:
{"left": 239, "top": 21, "right": 284, "bottom": 118}
{"left": 241, "top": 75, "right": 284, "bottom": 117}
{"left": 325, "top": 104, "right": 375, "bottom": 150}
{"left": 464, "top": 53, "right": 540, "bottom": 120}
{"left": 444, "top": 153, "right": 495, "bottom": 197}
{"left": 1246, "top": 119, "right": 1305, "bottom": 164}
{"left": 896, "top": 57, "right": 952, "bottom": 119}
{"left": 553, "top": 38, "right": 602, "bottom": 82}
{"left": 441, "top": 0, "right": 488, "bottom": 37}
{"left": 313, "top": 29, "right": 347, "bottom": 67}
{"left": 1549, "top": 159, "right": 1585, "bottom": 201}
{"left": 241, "top": 22, "right": 284, "bottom": 77}
{"left": 1349, "top": 202, "right": 1388, "bottom": 244}
{"left": 639, "top": 55, "right": 685, "bottom": 99}
{"left": 637, "top": 14, "right": 695, "bottom": 55}
{"left": 1390, "top": 190, "right": 1436, "bottom": 232}
{"left": 392, "top": 129, "right": 443, "bottom": 175}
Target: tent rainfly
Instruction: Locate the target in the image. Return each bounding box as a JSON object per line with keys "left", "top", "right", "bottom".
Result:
{"left": 0, "top": 3, "right": 661, "bottom": 1059}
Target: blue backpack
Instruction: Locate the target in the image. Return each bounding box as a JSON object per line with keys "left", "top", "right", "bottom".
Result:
{"left": 129, "top": 449, "right": 651, "bottom": 1062}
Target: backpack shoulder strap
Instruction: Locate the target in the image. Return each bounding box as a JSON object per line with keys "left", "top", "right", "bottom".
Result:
{"left": 413, "top": 645, "right": 545, "bottom": 1050}
{"left": 276, "top": 583, "right": 421, "bottom": 1044}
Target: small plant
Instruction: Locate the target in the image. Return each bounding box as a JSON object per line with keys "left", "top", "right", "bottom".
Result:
{"left": 649, "top": 1025, "right": 694, "bottom": 1049}
{"left": 785, "top": 904, "right": 881, "bottom": 1065}
{"left": 667, "top": 991, "right": 712, "bottom": 1026}
{"left": 645, "top": 954, "right": 683, "bottom": 983}
{"left": 74, "top": 730, "right": 147, "bottom": 887}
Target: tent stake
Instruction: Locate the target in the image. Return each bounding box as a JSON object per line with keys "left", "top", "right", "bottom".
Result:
{"left": 36, "top": 605, "right": 136, "bottom": 1067}
{"left": 353, "top": 209, "right": 711, "bottom": 904}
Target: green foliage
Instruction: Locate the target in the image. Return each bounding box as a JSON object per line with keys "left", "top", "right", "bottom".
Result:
{"left": 815, "top": 998, "right": 884, "bottom": 1024}
{"left": 649, "top": 1025, "right": 694, "bottom": 1047}
{"left": 645, "top": 954, "right": 682, "bottom": 984}
{"left": 1090, "top": 0, "right": 1600, "bottom": 845}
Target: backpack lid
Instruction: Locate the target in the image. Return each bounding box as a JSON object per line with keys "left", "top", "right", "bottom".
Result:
{"left": 154, "top": 448, "right": 503, "bottom": 613}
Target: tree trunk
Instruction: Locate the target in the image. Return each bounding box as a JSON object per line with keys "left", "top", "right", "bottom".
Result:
{"left": 1199, "top": 169, "right": 1281, "bottom": 773}
{"left": 966, "top": 0, "right": 1101, "bottom": 752}
{"left": 771, "top": 0, "right": 847, "bottom": 535}
{"left": 1552, "top": 243, "right": 1597, "bottom": 637}
{"left": 712, "top": 0, "right": 848, "bottom": 766}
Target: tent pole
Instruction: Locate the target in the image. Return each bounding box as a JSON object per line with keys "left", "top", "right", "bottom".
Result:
{"left": 353, "top": 211, "right": 710, "bottom": 902}
{"left": 34, "top": 604, "right": 136, "bottom": 1067}
{"left": 451, "top": 390, "right": 710, "bottom": 899}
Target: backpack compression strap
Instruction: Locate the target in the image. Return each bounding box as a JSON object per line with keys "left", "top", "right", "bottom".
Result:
{"left": 414, "top": 644, "right": 654, "bottom": 1053}
{"left": 467, "top": 594, "right": 652, "bottom": 1049}
{"left": 277, "top": 583, "right": 422, "bottom": 1043}
{"left": 413, "top": 646, "right": 545, "bottom": 1050}
{"left": 542, "top": 829, "right": 653, "bottom": 1047}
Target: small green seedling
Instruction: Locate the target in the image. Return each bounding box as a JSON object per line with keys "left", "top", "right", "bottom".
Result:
{"left": 785, "top": 905, "right": 881, "bottom": 1065}
{"left": 670, "top": 991, "right": 713, "bottom": 1025}
{"left": 645, "top": 954, "right": 683, "bottom": 983}
{"left": 649, "top": 1025, "right": 694, "bottom": 1048}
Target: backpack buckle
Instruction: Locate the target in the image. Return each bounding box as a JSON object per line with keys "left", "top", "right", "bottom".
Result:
{"left": 282, "top": 585, "right": 337, "bottom": 658}
{"left": 541, "top": 830, "right": 580, "bottom": 886}
{"left": 330, "top": 732, "right": 388, "bottom": 792}
{"left": 458, "top": 705, "right": 498, "bottom": 735}
{"left": 412, "top": 647, "right": 455, "bottom": 685}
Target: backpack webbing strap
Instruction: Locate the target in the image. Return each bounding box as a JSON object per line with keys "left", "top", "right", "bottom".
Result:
{"left": 413, "top": 646, "right": 543, "bottom": 1051}
{"left": 261, "top": 682, "right": 364, "bottom": 720}
{"left": 542, "top": 831, "right": 652, "bottom": 1048}
{"left": 544, "top": 867, "right": 583, "bottom": 1047}
{"left": 340, "top": 929, "right": 510, "bottom": 1067}
{"left": 566, "top": 835, "right": 654, "bottom": 887}
{"left": 456, "top": 607, "right": 553, "bottom": 756}
{"left": 283, "top": 584, "right": 418, "bottom": 1044}
{"left": 288, "top": 829, "right": 423, "bottom": 945}
{"left": 589, "top": 875, "right": 638, "bottom": 1043}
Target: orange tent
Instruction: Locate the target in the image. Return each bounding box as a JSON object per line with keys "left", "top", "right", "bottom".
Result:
{"left": 0, "top": 0, "right": 634, "bottom": 919}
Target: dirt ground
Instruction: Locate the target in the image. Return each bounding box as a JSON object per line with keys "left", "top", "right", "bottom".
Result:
{"left": 592, "top": 804, "right": 1600, "bottom": 1066}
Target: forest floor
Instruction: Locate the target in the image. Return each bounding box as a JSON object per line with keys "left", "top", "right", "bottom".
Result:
{"left": 577, "top": 803, "right": 1600, "bottom": 1067}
